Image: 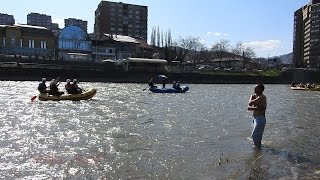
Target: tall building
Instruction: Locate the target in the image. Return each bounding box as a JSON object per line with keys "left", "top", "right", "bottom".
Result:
{"left": 94, "top": 1, "right": 148, "bottom": 42}
{"left": 293, "top": 0, "right": 320, "bottom": 68}
{"left": 65, "top": 18, "right": 88, "bottom": 32}
{"left": 0, "top": 13, "right": 15, "bottom": 25}
{"left": 27, "top": 13, "right": 52, "bottom": 28}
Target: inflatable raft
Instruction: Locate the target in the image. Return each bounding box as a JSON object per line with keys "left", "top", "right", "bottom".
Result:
{"left": 149, "top": 86, "right": 189, "bottom": 93}
{"left": 291, "top": 87, "right": 320, "bottom": 91}
{"left": 38, "top": 88, "right": 97, "bottom": 101}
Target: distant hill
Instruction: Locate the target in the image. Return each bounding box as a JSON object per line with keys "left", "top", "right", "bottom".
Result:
{"left": 277, "top": 53, "right": 293, "bottom": 64}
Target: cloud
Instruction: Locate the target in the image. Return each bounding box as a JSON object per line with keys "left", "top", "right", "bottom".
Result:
{"left": 243, "top": 40, "right": 284, "bottom": 57}
{"left": 243, "top": 40, "right": 281, "bottom": 51}
{"left": 206, "top": 32, "right": 229, "bottom": 37}
{"left": 52, "top": 18, "right": 64, "bottom": 29}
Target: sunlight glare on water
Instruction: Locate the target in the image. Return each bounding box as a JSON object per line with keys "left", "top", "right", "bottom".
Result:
{"left": 0, "top": 81, "right": 319, "bottom": 179}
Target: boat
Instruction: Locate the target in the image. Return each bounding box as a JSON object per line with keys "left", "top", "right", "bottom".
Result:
{"left": 291, "top": 86, "right": 320, "bottom": 91}
{"left": 149, "top": 86, "right": 189, "bottom": 93}
{"left": 38, "top": 88, "right": 97, "bottom": 101}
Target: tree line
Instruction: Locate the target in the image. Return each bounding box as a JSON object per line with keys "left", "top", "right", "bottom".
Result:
{"left": 150, "top": 26, "right": 256, "bottom": 64}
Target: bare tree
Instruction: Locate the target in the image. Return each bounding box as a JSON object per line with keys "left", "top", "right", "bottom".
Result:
{"left": 157, "top": 26, "right": 160, "bottom": 47}
{"left": 176, "top": 36, "right": 205, "bottom": 63}
{"left": 150, "top": 27, "right": 156, "bottom": 46}
{"left": 210, "top": 39, "right": 230, "bottom": 60}
{"left": 243, "top": 47, "right": 256, "bottom": 60}
{"left": 231, "top": 42, "right": 244, "bottom": 58}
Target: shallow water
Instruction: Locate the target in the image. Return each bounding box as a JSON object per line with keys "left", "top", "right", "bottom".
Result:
{"left": 0, "top": 81, "right": 319, "bottom": 179}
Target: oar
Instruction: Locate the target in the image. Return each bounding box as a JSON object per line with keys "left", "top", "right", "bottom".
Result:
{"left": 31, "top": 95, "right": 37, "bottom": 101}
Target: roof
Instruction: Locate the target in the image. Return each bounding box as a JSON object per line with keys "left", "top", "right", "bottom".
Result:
{"left": 103, "top": 34, "right": 140, "bottom": 44}
{"left": 124, "top": 58, "right": 167, "bottom": 64}
{"left": 14, "top": 24, "right": 48, "bottom": 30}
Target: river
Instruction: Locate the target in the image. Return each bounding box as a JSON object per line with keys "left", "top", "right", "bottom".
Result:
{"left": 0, "top": 81, "right": 319, "bottom": 179}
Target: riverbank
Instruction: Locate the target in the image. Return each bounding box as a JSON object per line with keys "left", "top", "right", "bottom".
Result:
{"left": 0, "top": 60, "right": 319, "bottom": 84}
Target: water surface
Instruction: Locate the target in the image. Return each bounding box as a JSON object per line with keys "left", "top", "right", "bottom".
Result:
{"left": 0, "top": 82, "right": 319, "bottom": 179}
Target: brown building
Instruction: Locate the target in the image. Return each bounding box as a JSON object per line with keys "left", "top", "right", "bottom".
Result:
{"left": 293, "top": 0, "right": 320, "bottom": 69}
{"left": 94, "top": 1, "right": 148, "bottom": 42}
{"left": 0, "top": 24, "right": 55, "bottom": 59}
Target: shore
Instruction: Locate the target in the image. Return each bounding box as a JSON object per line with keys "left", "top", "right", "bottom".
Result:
{"left": 0, "top": 60, "right": 319, "bottom": 84}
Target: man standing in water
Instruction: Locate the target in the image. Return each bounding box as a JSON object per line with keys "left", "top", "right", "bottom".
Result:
{"left": 248, "top": 84, "right": 267, "bottom": 149}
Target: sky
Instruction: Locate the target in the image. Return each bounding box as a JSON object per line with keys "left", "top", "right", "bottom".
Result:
{"left": 0, "top": 0, "right": 310, "bottom": 57}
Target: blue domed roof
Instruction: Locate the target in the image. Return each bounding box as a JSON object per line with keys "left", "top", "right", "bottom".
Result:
{"left": 58, "top": 26, "right": 88, "bottom": 40}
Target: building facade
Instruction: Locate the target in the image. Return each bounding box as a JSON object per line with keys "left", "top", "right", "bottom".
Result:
{"left": 0, "top": 13, "right": 15, "bottom": 25}
{"left": 57, "top": 25, "right": 92, "bottom": 61}
{"left": 0, "top": 24, "right": 55, "bottom": 59}
{"left": 293, "top": 0, "right": 320, "bottom": 69}
{"left": 65, "top": 18, "right": 88, "bottom": 32}
{"left": 27, "top": 13, "right": 52, "bottom": 28}
{"left": 94, "top": 1, "right": 148, "bottom": 42}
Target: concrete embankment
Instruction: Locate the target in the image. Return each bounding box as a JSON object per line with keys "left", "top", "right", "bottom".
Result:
{"left": 0, "top": 60, "right": 319, "bottom": 84}
{"left": 0, "top": 66, "right": 285, "bottom": 84}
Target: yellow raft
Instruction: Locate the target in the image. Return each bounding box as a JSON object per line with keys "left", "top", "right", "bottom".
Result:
{"left": 38, "top": 88, "right": 97, "bottom": 101}
{"left": 291, "top": 87, "right": 320, "bottom": 91}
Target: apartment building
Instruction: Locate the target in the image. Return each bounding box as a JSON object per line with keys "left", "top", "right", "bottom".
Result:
{"left": 65, "top": 18, "right": 88, "bottom": 32}
{"left": 94, "top": 1, "right": 148, "bottom": 42}
{"left": 293, "top": 0, "right": 320, "bottom": 68}
{"left": 27, "top": 13, "right": 52, "bottom": 28}
{"left": 0, "top": 13, "right": 15, "bottom": 25}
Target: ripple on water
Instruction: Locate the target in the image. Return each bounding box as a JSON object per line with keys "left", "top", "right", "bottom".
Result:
{"left": 0, "top": 83, "right": 319, "bottom": 178}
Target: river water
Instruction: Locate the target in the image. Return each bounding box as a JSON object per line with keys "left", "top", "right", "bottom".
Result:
{"left": 0, "top": 81, "right": 319, "bottom": 179}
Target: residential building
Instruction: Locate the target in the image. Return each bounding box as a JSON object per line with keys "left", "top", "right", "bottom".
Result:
{"left": 94, "top": 1, "right": 148, "bottom": 42}
{"left": 65, "top": 18, "right": 88, "bottom": 32}
{"left": 27, "top": 13, "right": 52, "bottom": 28}
{"left": 101, "top": 33, "right": 155, "bottom": 59}
{"left": 293, "top": 0, "right": 320, "bottom": 69}
{"left": 92, "top": 39, "right": 116, "bottom": 61}
{"left": 0, "top": 24, "right": 55, "bottom": 59}
{"left": 0, "top": 13, "right": 15, "bottom": 25}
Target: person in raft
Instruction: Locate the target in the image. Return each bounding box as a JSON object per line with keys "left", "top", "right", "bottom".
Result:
{"left": 37, "top": 78, "right": 49, "bottom": 93}
{"left": 247, "top": 84, "right": 267, "bottom": 149}
{"left": 65, "top": 79, "right": 73, "bottom": 94}
{"left": 70, "top": 79, "right": 83, "bottom": 94}
{"left": 49, "top": 79, "right": 64, "bottom": 96}
{"left": 148, "top": 78, "right": 157, "bottom": 88}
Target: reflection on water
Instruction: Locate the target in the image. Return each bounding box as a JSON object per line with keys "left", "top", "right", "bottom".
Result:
{"left": 0, "top": 82, "right": 319, "bottom": 179}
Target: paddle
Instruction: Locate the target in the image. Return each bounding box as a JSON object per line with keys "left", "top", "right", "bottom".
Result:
{"left": 31, "top": 95, "right": 37, "bottom": 101}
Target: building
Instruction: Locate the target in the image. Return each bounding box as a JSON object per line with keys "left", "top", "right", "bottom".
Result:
{"left": 120, "top": 57, "right": 167, "bottom": 72}
{"left": 92, "top": 39, "right": 116, "bottom": 62}
{"left": 27, "top": 13, "right": 52, "bottom": 28}
{"left": 94, "top": 1, "right": 148, "bottom": 42}
{"left": 65, "top": 18, "right": 88, "bottom": 32}
{"left": 293, "top": 0, "right": 320, "bottom": 69}
{"left": 0, "top": 24, "right": 55, "bottom": 59}
{"left": 0, "top": 13, "right": 15, "bottom": 25}
{"left": 57, "top": 25, "right": 92, "bottom": 61}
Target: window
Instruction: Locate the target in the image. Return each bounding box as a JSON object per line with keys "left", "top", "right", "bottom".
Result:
{"left": 109, "top": 49, "right": 113, "bottom": 54}
{"left": 10, "top": 32, "right": 16, "bottom": 46}
{"left": 2, "top": 38, "right": 5, "bottom": 46}
{"left": 29, "top": 40, "right": 35, "bottom": 48}
{"left": 20, "top": 39, "right": 23, "bottom": 47}
{"left": 40, "top": 41, "right": 47, "bottom": 49}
